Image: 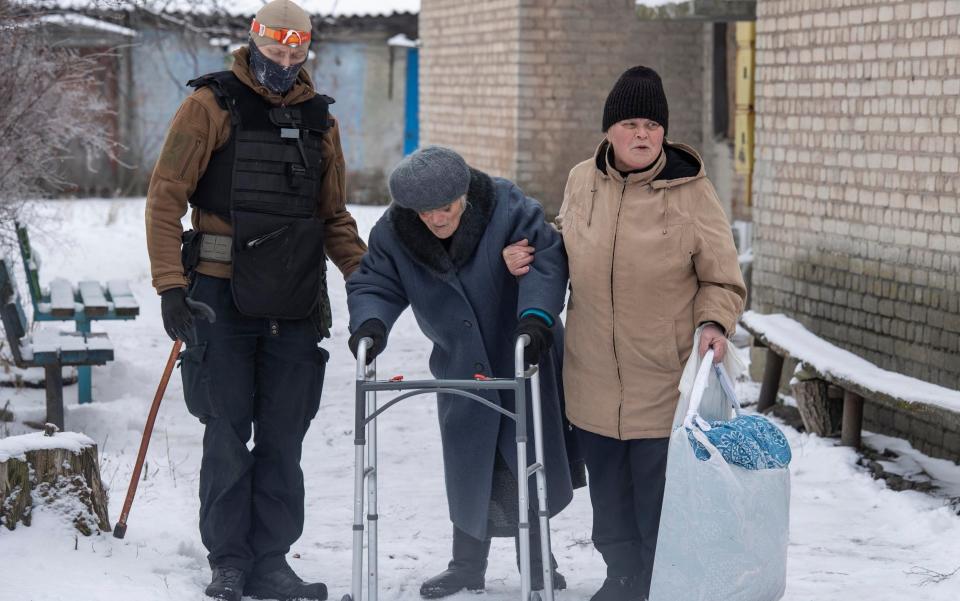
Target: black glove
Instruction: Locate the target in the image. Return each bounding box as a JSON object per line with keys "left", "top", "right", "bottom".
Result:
{"left": 160, "top": 288, "right": 195, "bottom": 343}
{"left": 348, "top": 319, "right": 387, "bottom": 364}
{"left": 515, "top": 314, "right": 553, "bottom": 365}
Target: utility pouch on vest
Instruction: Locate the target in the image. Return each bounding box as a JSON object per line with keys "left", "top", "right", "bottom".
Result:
{"left": 230, "top": 210, "right": 326, "bottom": 320}
{"left": 181, "top": 229, "right": 202, "bottom": 279}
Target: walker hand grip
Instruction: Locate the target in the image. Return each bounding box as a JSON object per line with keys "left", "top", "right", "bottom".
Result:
{"left": 514, "top": 334, "right": 531, "bottom": 377}
{"left": 356, "top": 337, "right": 374, "bottom": 379}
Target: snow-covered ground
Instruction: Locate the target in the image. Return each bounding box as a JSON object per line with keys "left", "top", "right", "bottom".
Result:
{"left": 0, "top": 198, "right": 958, "bottom": 601}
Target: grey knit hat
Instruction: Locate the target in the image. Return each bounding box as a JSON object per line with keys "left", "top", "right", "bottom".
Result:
{"left": 388, "top": 146, "right": 471, "bottom": 211}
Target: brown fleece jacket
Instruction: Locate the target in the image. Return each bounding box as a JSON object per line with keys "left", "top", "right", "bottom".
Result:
{"left": 145, "top": 47, "right": 367, "bottom": 294}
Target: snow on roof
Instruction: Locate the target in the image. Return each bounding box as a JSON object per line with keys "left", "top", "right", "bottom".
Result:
{"left": 0, "top": 431, "right": 96, "bottom": 462}
{"left": 38, "top": 13, "right": 138, "bottom": 36}
{"left": 18, "top": 1, "right": 421, "bottom": 17}
{"left": 387, "top": 33, "right": 417, "bottom": 47}
{"left": 741, "top": 311, "right": 960, "bottom": 414}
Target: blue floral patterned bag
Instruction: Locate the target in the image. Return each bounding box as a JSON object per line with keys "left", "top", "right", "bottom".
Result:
{"left": 687, "top": 413, "right": 792, "bottom": 469}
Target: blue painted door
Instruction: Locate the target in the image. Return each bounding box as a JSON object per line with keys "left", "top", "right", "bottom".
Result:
{"left": 404, "top": 47, "right": 419, "bottom": 155}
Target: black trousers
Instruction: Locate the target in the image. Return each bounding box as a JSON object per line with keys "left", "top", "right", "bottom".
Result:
{"left": 577, "top": 427, "right": 669, "bottom": 597}
{"left": 180, "top": 274, "right": 328, "bottom": 574}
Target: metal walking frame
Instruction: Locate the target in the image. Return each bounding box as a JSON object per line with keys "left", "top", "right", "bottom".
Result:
{"left": 342, "top": 335, "right": 556, "bottom": 601}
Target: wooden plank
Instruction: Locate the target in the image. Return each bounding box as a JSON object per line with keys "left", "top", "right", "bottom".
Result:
{"left": 1, "top": 302, "right": 28, "bottom": 368}
{"left": 0, "top": 257, "right": 14, "bottom": 302}
{"left": 48, "top": 278, "right": 76, "bottom": 318}
{"left": 106, "top": 279, "right": 140, "bottom": 317}
{"left": 44, "top": 365, "right": 65, "bottom": 430}
{"left": 841, "top": 390, "right": 864, "bottom": 448}
{"left": 15, "top": 223, "right": 45, "bottom": 304}
{"left": 78, "top": 281, "right": 109, "bottom": 317}
{"left": 0, "top": 259, "right": 30, "bottom": 368}
{"left": 31, "top": 332, "right": 113, "bottom": 366}
{"left": 741, "top": 316, "right": 960, "bottom": 431}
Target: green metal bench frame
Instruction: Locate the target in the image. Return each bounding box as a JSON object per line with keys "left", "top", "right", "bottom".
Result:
{"left": 1, "top": 257, "right": 114, "bottom": 429}
{"left": 15, "top": 222, "right": 138, "bottom": 404}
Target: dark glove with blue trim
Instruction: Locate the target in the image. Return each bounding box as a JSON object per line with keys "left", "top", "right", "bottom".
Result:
{"left": 514, "top": 314, "right": 553, "bottom": 365}
{"left": 349, "top": 319, "right": 387, "bottom": 364}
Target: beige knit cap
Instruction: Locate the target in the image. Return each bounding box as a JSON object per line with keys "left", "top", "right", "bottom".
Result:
{"left": 250, "top": 0, "right": 312, "bottom": 48}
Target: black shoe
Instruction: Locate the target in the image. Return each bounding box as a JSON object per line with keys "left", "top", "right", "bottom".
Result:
{"left": 420, "top": 567, "right": 486, "bottom": 599}
{"left": 204, "top": 566, "right": 246, "bottom": 601}
{"left": 420, "top": 526, "right": 491, "bottom": 598}
{"left": 589, "top": 576, "right": 643, "bottom": 601}
{"left": 245, "top": 564, "right": 327, "bottom": 601}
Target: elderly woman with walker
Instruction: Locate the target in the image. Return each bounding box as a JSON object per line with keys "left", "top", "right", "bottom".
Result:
{"left": 345, "top": 146, "right": 580, "bottom": 601}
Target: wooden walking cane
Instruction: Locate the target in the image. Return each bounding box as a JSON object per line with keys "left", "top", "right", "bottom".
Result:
{"left": 113, "top": 339, "right": 183, "bottom": 539}
{"left": 113, "top": 297, "right": 214, "bottom": 539}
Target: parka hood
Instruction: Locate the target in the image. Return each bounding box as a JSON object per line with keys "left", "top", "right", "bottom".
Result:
{"left": 594, "top": 139, "right": 706, "bottom": 189}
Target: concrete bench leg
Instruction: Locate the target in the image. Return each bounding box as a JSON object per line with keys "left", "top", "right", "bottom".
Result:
{"left": 44, "top": 365, "right": 65, "bottom": 430}
{"left": 841, "top": 390, "right": 864, "bottom": 448}
{"left": 757, "top": 348, "right": 784, "bottom": 413}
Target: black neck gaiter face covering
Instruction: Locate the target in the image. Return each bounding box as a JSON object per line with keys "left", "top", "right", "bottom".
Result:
{"left": 248, "top": 40, "right": 306, "bottom": 95}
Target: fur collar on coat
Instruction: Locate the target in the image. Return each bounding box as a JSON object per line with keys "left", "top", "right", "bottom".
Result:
{"left": 388, "top": 168, "right": 497, "bottom": 280}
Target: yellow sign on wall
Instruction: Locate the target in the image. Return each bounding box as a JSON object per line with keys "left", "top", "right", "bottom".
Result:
{"left": 734, "top": 22, "right": 755, "bottom": 182}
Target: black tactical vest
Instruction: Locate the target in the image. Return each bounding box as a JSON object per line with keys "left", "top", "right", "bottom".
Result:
{"left": 187, "top": 71, "right": 333, "bottom": 322}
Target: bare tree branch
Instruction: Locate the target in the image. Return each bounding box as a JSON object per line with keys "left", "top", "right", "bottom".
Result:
{"left": 905, "top": 564, "right": 960, "bottom": 587}
{"left": 0, "top": 3, "right": 123, "bottom": 228}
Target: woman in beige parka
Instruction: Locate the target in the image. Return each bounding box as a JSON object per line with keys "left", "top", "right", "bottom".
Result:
{"left": 505, "top": 65, "right": 747, "bottom": 601}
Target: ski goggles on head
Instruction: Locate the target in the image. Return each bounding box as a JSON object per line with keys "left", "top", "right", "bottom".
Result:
{"left": 250, "top": 18, "right": 311, "bottom": 47}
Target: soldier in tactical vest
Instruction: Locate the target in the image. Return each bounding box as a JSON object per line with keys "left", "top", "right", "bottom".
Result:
{"left": 145, "top": 2, "right": 366, "bottom": 600}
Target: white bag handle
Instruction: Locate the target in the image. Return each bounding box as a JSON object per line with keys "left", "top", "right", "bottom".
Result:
{"left": 684, "top": 349, "right": 743, "bottom": 424}
{"left": 713, "top": 361, "right": 744, "bottom": 417}
{"left": 685, "top": 349, "right": 716, "bottom": 424}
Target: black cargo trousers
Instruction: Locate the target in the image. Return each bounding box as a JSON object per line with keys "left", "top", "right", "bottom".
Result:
{"left": 180, "top": 273, "right": 329, "bottom": 575}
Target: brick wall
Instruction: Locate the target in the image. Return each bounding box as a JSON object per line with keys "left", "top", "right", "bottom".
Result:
{"left": 419, "top": 0, "right": 523, "bottom": 180}
{"left": 420, "top": 0, "right": 707, "bottom": 214}
{"left": 752, "top": 0, "right": 960, "bottom": 393}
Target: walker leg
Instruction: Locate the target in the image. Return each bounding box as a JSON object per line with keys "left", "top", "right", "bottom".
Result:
{"left": 515, "top": 354, "right": 532, "bottom": 601}
{"left": 351, "top": 368, "right": 369, "bottom": 601}
{"left": 351, "top": 441, "right": 366, "bottom": 601}
{"left": 529, "top": 370, "right": 554, "bottom": 601}
{"left": 367, "top": 383, "right": 379, "bottom": 601}
{"left": 517, "top": 436, "right": 532, "bottom": 601}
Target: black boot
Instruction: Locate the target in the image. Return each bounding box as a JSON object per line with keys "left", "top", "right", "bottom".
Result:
{"left": 515, "top": 527, "right": 567, "bottom": 591}
{"left": 245, "top": 563, "right": 327, "bottom": 601}
{"left": 589, "top": 576, "right": 643, "bottom": 601}
{"left": 420, "top": 526, "right": 491, "bottom": 598}
{"left": 205, "top": 566, "right": 246, "bottom": 601}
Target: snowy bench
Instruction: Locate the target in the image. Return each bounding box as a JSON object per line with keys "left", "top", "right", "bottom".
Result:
{"left": 740, "top": 311, "right": 960, "bottom": 450}
{"left": 0, "top": 257, "right": 114, "bottom": 429}
{"left": 15, "top": 222, "right": 136, "bottom": 403}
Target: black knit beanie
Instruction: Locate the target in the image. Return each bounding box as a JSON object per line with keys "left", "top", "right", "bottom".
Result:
{"left": 602, "top": 65, "right": 669, "bottom": 135}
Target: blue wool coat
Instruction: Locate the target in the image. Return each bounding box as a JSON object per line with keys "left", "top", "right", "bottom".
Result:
{"left": 346, "top": 170, "right": 575, "bottom": 540}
